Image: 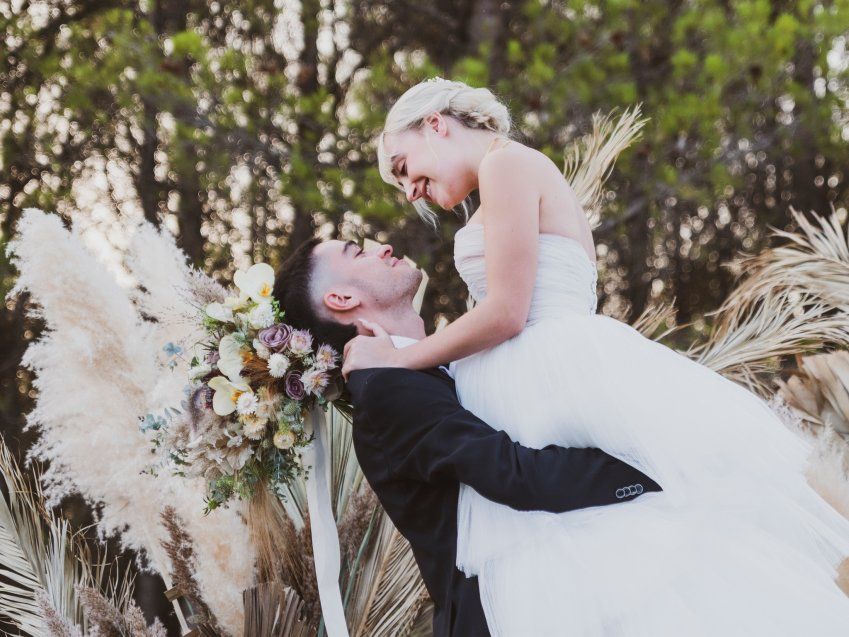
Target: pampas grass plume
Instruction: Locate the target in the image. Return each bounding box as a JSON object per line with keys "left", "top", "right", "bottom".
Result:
{"left": 7, "top": 209, "right": 253, "bottom": 633}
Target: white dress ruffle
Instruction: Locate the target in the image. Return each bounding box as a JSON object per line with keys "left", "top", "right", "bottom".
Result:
{"left": 450, "top": 223, "right": 849, "bottom": 636}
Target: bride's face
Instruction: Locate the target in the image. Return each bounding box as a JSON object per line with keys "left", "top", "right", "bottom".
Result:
{"left": 384, "top": 115, "right": 472, "bottom": 210}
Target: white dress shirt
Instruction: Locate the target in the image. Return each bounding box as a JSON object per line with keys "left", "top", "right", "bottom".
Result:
{"left": 389, "top": 334, "right": 454, "bottom": 378}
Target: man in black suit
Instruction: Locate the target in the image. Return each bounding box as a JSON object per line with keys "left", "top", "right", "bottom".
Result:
{"left": 275, "top": 238, "right": 660, "bottom": 636}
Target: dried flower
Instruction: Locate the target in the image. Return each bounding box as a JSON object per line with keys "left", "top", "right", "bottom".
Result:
{"left": 302, "top": 368, "right": 329, "bottom": 396}
{"left": 288, "top": 330, "right": 313, "bottom": 357}
{"left": 314, "top": 344, "right": 339, "bottom": 371}
{"left": 273, "top": 429, "right": 297, "bottom": 450}
{"left": 242, "top": 414, "right": 267, "bottom": 440}
{"left": 248, "top": 302, "right": 276, "bottom": 329}
{"left": 236, "top": 392, "right": 259, "bottom": 415}
{"left": 252, "top": 338, "right": 271, "bottom": 360}
{"left": 267, "top": 353, "right": 291, "bottom": 378}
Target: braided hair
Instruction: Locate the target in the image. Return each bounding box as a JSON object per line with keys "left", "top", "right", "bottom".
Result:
{"left": 377, "top": 78, "right": 512, "bottom": 227}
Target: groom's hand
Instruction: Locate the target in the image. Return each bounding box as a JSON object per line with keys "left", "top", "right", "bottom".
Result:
{"left": 342, "top": 319, "right": 402, "bottom": 380}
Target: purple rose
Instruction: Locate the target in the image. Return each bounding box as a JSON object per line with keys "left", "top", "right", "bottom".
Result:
{"left": 259, "top": 323, "right": 294, "bottom": 352}
{"left": 284, "top": 370, "right": 306, "bottom": 400}
{"left": 204, "top": 350, "right": 220, "bottom": 366}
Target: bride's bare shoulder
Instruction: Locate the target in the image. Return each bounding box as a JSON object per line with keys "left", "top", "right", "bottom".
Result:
{"left": 479, "top": 141, "right": 557, "bottom": 186}
{"left": 481, "top": 141, "right": 562, "bottom": 179}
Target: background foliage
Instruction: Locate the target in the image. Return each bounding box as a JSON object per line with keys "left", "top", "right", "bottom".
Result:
{"left": 3, "top": 0, "right": 849, "bottom": 631}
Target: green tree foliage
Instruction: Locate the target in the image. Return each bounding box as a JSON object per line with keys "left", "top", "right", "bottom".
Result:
{"left": 3, "top": 1, "right": 849, "bottom": 326}
{"left": 2, "top": 0, "right": 849, "bottom": 627}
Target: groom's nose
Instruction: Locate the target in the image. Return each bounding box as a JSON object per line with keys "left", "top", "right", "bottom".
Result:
{"left": 377, "top": 244, "right": 393, "bottom": 260}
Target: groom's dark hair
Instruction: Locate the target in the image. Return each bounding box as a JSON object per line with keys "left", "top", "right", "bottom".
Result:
{"left": 274, "top": 237, "right": 358, "bottom": 354}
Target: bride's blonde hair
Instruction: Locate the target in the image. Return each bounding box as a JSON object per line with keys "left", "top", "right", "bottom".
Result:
{"left": 377, "top": 77, "right": 512, "bottom": 227}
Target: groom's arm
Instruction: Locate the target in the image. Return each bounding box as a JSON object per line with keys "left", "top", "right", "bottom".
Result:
{"left": 349, "top": 368, "right": 660, "bottom": 512}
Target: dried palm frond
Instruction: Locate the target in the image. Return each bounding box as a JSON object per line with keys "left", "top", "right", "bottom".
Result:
{"left": 346, "top": 513, "right": 429, "bottom": 637}
{"left": 681, "top": 207, "right": 849, "bottom": 397}
{"left": 406, "top": 600, "right": 435, "bottom": 637}
{"left": 243, "top": 582, "right": 313, "bottom": 637}
{"left": 269, "top": 405, "right": 426, "bottom": 635}
{"left": 0, "top": 437, "right": 136, "bottom": 636}
{"left": 267, "top": 405, "right": 360, "bottom": 628}
{"left": 685, "top": 290, "right": 849, "bottom": 396}
{"left": 279, "top": 405, "right": 364, "bottom": 524}
{"left": 631, "top": 301, "right": 677, "bottom": 339}
{"left": 777, "top": 351, "right": 849, "bottom": 435}
{"left": 719, "top": 208, "right": 849, "bottom": 316}
{"left": 563, "top": 105, "right": 647, "bottom": 228}
{"left": 0, "top": 438, "right": 88, "bottom": 635}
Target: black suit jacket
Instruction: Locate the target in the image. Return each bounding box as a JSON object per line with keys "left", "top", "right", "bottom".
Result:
{"left": 347, "top": 367, "right": 660, "bottom": 637}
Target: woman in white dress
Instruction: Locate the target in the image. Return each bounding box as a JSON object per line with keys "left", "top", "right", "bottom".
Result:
{"left": 342, "top": 78, "right": 849, "bottom": 635}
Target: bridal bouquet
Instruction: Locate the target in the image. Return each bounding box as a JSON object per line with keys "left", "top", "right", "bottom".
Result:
{"left": 144, "top": 262, "right": 341, "bottom": 512}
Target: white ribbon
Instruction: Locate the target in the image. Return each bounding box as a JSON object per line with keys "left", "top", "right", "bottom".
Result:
{"left": 303, "top": 407, "right": 350, "bottom": 637}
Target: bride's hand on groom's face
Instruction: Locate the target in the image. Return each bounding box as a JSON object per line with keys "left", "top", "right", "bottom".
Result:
{"left": 342, "top": 319, "right": 402, "bottom": 380}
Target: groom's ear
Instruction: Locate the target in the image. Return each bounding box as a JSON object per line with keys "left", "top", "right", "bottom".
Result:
{"left": 323, "top": 288, "right": 361, "bottom": 314}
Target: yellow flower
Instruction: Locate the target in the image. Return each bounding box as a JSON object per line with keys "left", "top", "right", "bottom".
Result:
{"left": 273, "top": 429, "right": 296, "bottom": 450}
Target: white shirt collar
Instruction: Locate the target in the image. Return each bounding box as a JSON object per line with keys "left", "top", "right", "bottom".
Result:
{"left": 390, "top": 334, "right": 420, "bottom": 349}
{"left": 389, "top": 334, "right": 454, "bottom": 378}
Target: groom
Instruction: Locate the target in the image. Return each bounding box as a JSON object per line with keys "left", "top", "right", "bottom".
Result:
{"left": 274, "top": 237, "right": 660, "bottom": 636}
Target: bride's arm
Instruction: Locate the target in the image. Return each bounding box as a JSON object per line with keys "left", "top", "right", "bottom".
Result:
{"left": 345, "top": 150, "right": 541, "bottom": 373}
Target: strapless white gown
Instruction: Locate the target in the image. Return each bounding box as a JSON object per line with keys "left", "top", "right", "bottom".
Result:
{"left": 450, "top": 223, "right": 849, "bottom": 636}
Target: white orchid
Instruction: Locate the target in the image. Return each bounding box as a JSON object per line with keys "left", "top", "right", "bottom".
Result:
{"left": 205, "top": 301, "right": 234, "bottom": 323}
{"left": 234, "top": 262, "right": 275, "bottom": 304}
{"left": 207, "top": 375, "right": 253, "bottom": 416}
{"left": 217, "top": 333, "right": 248, "bottom": 382}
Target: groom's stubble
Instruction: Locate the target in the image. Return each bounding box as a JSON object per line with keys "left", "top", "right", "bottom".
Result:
{"left": 311, "top": 239, "right": 423, "bottom": 329}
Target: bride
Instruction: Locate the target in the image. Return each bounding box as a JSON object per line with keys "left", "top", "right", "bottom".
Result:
{"left": 342, "top": 78, "right": 849, "bottom": 635}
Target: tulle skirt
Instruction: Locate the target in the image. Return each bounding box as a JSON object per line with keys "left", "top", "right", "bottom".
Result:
{"left": 451, "top": 312, "right": 849, "bottom": 635}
